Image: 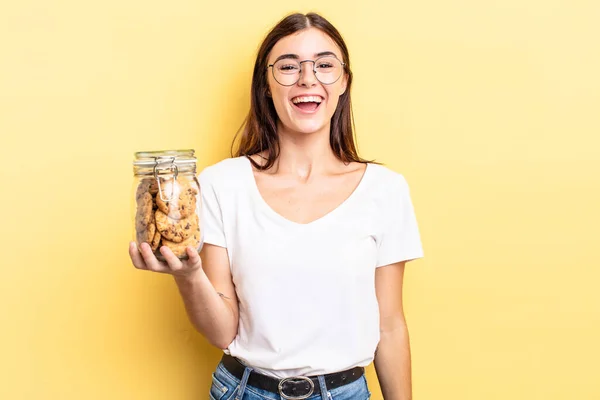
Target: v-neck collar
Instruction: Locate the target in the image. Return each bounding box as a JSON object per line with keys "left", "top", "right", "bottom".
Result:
{"left": 242, "top": 156, "right": 371, "bottom": 228}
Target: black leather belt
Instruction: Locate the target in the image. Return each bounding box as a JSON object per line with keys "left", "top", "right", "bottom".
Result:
{"left": 220, "top": 354, "right": 364, "bottom": 399}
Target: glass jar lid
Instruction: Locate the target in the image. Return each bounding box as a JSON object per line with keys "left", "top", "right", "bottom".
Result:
{"left": 133, "top": 149, "right": 197, "bottom": 176}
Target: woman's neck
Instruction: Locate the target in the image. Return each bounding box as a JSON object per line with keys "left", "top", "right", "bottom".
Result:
{"left": 270, "top": 122, "right": 342, "bottom": 178}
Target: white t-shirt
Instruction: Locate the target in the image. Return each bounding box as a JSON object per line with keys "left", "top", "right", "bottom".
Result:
{"left": 198, "top": 156, "right": 423, "bottom": 378}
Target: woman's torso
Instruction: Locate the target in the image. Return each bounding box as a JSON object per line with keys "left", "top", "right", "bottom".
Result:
{"left": 199, "top": 156, "right": 412, "bottom": 378}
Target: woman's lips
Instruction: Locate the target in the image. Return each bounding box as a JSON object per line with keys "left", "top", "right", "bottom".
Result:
{"left": 291, "top": 101, "right": 321, "bottom": 114}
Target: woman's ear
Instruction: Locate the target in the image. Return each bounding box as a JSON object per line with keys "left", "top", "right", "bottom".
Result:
{"left": 339, "top": 74, "right": 348, "bottom": 96}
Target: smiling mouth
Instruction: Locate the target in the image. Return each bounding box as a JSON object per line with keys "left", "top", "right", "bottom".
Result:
{"left": 291, "top": 96, "right": 323, "bottom": 113}
{"left": 293, "top": 102, "right": 321, "bottom": 112}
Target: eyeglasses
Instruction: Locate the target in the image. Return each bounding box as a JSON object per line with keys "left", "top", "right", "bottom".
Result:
{"left": 267, "top": 55, "right": 346, "bottom": 86}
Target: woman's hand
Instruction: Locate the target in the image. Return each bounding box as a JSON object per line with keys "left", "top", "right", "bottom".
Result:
{"left": 128, "top": 241, "right": 203, "bottom": 278}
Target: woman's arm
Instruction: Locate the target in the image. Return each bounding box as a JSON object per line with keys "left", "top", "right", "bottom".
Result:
{"left": 374, "top": 261, "right": 412, "bottom": 400}
{"left": 131, "top": 241, "right": 239, "bottom": 350}
{"left": 173, "top": 243, "right": 239, "bottom": 349}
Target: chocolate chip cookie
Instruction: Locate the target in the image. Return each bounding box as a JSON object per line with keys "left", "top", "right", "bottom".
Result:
{"left": 155, "top": 209, "right": 198, "bottom": 243}
{"left": 135, "top": 192, "right": 154, "bottom": 231}
{"left": 161, "top": 231, "right": 201, "bottom": 258}
{"left": 155, "top": 178, "right": 198, "bottom": 220}
{"left": 136, "top": 215, "right": 156, "bottom": 244}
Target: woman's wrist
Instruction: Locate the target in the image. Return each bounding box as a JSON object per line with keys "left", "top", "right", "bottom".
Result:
{"left": 173, "top": 267, "right": 205, "bottom": 286}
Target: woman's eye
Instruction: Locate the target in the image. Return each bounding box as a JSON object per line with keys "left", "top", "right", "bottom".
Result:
{"left": 279, "top": 64, "right": 299, "bottom": 71}
{"left": 317, "top": 63, "right": 333, "bottom": 69}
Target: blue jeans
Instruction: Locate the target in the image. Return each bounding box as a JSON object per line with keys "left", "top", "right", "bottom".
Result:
{"left": 209, "top": 361, "right": 372, "bottom": 400}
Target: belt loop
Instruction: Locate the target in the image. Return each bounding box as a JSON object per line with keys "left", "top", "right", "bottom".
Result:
{"left": 317, "top": 375, "right": 328, "bottom": 399}
{"left": 234, "top": 365, "right": 254, "bottom": 400}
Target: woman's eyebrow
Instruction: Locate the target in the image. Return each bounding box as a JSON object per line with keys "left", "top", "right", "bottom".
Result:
{"left": 272, "top": 51, "right": 339, "bottom": 63}
{"left": 273, "top": 53, "right": 300, "bottom": 63}
{"left": 315, "top": 51, "right": 336, "bottom": 57}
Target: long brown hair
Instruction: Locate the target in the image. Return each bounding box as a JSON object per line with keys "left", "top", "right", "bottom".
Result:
{"left": 231, "top": 12, "right": 371, "bottom": 170}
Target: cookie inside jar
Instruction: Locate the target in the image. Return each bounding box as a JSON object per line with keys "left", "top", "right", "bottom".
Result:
{"left": 132, "top": 150, "right": 202, "bottom": 260}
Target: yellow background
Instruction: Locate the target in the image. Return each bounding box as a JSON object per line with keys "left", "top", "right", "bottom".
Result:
{"left": 1, "top": 0, "right": 599, "bottom": 399}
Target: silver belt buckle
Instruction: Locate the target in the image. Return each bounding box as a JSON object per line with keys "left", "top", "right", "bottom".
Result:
{"left": 278, "top": 376, "right": 315, "bottom": 400}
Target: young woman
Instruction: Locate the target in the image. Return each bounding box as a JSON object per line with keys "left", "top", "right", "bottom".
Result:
{"left": 129, "top": 12, "right": 423, "bottom": 400}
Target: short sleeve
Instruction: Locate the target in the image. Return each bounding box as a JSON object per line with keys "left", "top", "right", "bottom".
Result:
{"left": 198, "top": 168, "right": 227, "bottom": 248}
{"left": 376, "top": 174, "right": 424, "bottom": 267}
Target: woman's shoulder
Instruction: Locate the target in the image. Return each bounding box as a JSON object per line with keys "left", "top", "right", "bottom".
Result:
{"left": 363, "top": 163, "right": 415, "bottom": 214}
{"left": 366, "top": 162, "right": 410, "bottom": 191}
{"left": 198, "top": 156, "right": 250, "bottom": 192}
{"left": 199, "top": 156, "right": 248, "bottom": 180}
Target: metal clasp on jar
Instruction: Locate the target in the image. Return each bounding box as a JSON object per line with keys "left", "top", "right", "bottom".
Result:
{"left": 152, "top": 156, "right": 179, "bottom": 202}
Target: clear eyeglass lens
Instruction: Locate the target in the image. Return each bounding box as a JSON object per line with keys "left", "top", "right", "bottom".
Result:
{"left": 273, "top": 56, "right": 342, "bottom": 85}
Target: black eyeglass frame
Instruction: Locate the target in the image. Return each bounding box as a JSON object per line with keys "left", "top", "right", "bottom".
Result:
{"left": 267, "top": 55, "right": 347, "bottom": 86}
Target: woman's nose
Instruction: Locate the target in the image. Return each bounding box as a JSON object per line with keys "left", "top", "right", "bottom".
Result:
{"left": 297, "top": 62, "right": 318, "bottom": 87}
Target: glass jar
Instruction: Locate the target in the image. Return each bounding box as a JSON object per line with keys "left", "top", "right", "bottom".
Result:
{"left": 132, "top": 149, "right": 203, "bottom": 260}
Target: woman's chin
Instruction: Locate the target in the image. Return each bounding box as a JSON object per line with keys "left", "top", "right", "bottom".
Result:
{"left": 285, "top": 121, "right": 328, "bottom": 136}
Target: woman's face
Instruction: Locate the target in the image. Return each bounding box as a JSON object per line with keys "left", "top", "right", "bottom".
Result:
{"left": 266, "top": 28, "right": 348, "bottom": 136}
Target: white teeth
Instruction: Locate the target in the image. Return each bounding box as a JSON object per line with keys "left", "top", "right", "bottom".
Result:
{"left": 292, "top": 96, "right": 322, "bottom": 104}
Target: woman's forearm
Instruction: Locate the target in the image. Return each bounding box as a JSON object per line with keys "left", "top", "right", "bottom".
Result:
{"left": 173, "top": 270, "right": 237, "bottom": 349}
{"left": 374, "top": 324, "right": 413, "bottom": 400}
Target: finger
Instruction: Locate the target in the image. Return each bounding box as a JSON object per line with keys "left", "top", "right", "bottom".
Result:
{"left": 159, "top": 245, "right": 184, "bottom": 272}
{"left": 139, "top": 242, "right": 168, "bottom": 272}
{"left": 185, "top": 246, "right": 201, "bottom": 267}
{"left": 129, "top": 241, "right": 148, "bottom": 270}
